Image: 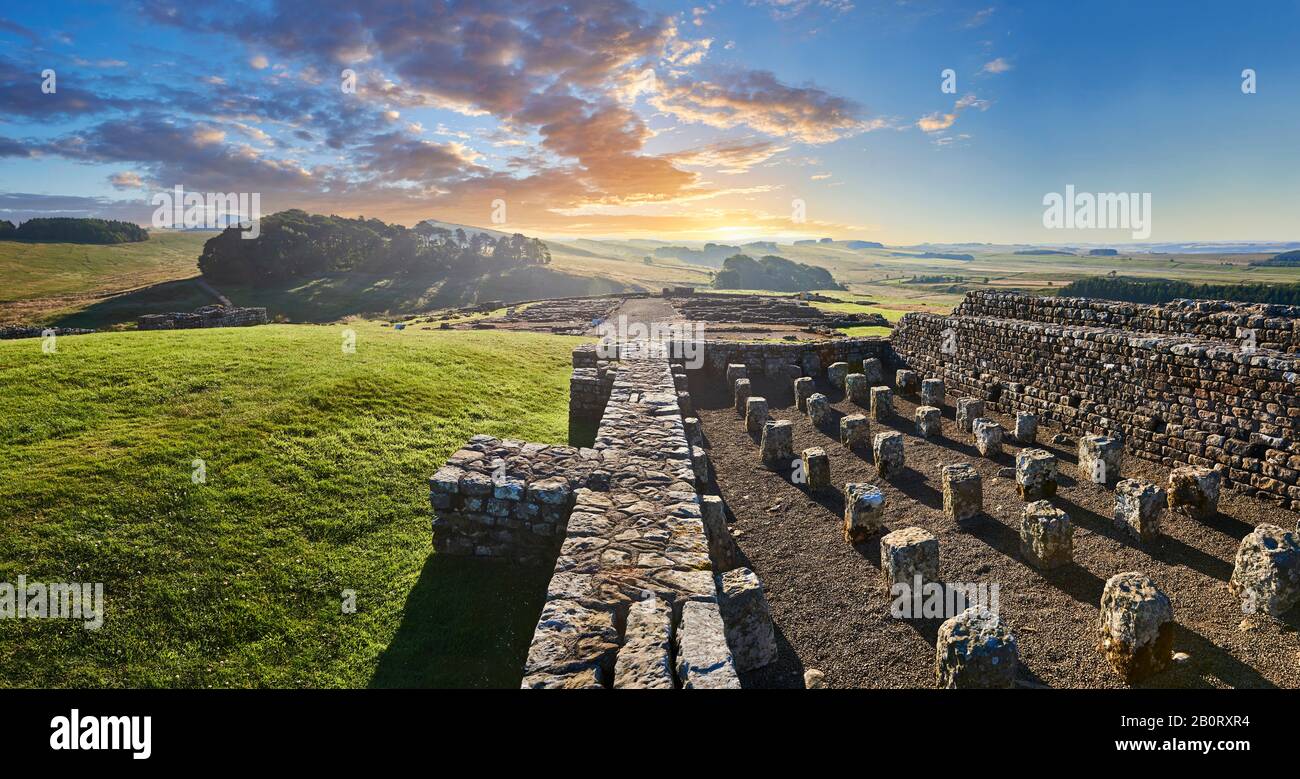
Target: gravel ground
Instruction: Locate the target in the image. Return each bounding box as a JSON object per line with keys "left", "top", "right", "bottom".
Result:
{"left": 694, "top": 373, "right": 1300, "bottom": 689}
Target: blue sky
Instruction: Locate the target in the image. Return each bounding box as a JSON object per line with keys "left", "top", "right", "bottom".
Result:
{"left": 0, "top": 1, "right": 1296, "bottom": 243}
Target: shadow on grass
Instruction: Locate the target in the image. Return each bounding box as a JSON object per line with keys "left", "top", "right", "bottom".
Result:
{"left": 369, "top": 553, "right": 552, "bottom": 689}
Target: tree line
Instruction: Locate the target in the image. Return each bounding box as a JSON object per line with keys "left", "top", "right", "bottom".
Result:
{"left": 1058, "top": 275, "right": 1300, "bottom": 306}
{"left": 712, "top": 254, "right": 843, "bottom": 292}
{"left": 0, "top": 217, "right": 149, "bottom": 243}
{"left": 198, "top": 210, "right": 551, "bottom": 285}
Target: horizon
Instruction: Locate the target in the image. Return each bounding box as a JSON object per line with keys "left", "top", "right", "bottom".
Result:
{"left": 2, "top": 1, "right": 1298, "bottom": 244}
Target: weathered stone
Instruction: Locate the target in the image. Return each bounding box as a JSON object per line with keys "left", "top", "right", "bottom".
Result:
{"left": 1167, "top": 466, "right": 1221, "bottom": 519}
{"left": 613, "top": 596, "right": 674, "bottom": 689}
{"left": 733, "top": 378, "right": 751, "bottom": 416}
{"left": 827, "top": 361, "right": 850, "bottom": 391}
{"left": 972, "top": 418, "right": 1002, "bottom": 457}
{"left": 845, "top": 372, "right": 870, "bottom": 405}
{"left": 807, "top": 392, "right": 831, "bottom": 427}
{"left": 801, "top": 446, "right": 832, "bottom": 492}
{"left": 760, "top": 420, "right": 794, "bottom": 468}
{"left": 1097, "top": 572, "right": 1174, "bottom": 683}
{"left": 675, "top": 601, "right": 742, "bottom": 689}
{"left": 744, "top": 396, "right": 769, "bottom": 436}
{"left": 726, "top": 363, "right": 748, "bottom": 394}
{"left": 1014, "top": 412, "right": 1037, "bottom": 444}
{"left": 942, "top": 463, "right": 983, "bottom": 521}
{"left": 700, "top": 494, "right": 740, "bottom": 572}
{"left": 1114, "top": 479, "right": 1164, "bottom": 543}
{"left": 1020, "top": 500, "right": 1073, "bottom": 569}
{"left": 873, "top": 431, "right": 904, "bottom": 478}
{"left": 869, "top": 385, "right": 893, "bottom": 421}
{"left": 935, "top": 606, "right": 1018, "bottom": 689}
{"left": 860, "top": 357, "right": 883, "bottom": 384}
{"left": 691, "top": 445, "right": 710, "bottom": 484}
{"left": 915, "top": 406, "right": 941, "bottom": 438}
{"left": 684, "top": 416, "right": 703, "bottom": 447}
{"left": 844, "top": 483, "right": 885, "bottom": 543}
{"left": 1015, "top": 448, "right": 1057, "bottom": 500}
{"left": 793, "top": 376, "right": 814, "bottom": 411}
{"left": 895, "top": 369, "right": 920, "bottom": 395}
{"left": 956, "top": 398, "right": 984, "bottom": 432}
{"left": 1229, "top": 524, "right": 1300, "bottom": 617}
{"left": 921, "top": 378, "right": 945, "bottom": 407}
{"left": 803, "top": 669, "right": 827, "bottom": 689}
{"left": 715, "top": 567, "right": 779, "bottom": 672}
{"left": 839, "top": 413, "right": 869, "bottom": 449}
{"left": 881, "top": 527, "right": 939, "bottom": 589}
{"left": 1079, "top": 434, "right": 1122, "bottom": 485}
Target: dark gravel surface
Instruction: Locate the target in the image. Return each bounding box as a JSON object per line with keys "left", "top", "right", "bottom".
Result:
{"left": 694, "top": 373, "right": 1300, "bottom": 689}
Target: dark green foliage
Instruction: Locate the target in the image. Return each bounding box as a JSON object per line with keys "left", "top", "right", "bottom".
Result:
{"left": 4, "top": 217, "right": 148, "bottom": 244}
{"left": 712, "top": 253, "right": 843, "bottom": 291}
{"left": 1251, "top": 250, "right": 1300, "bottom": 267}
{"left": 1059, "top": 275, "right": 1300, "bottom": 306}
{"left": 198, "top": 210, "right": 551, "bottom": 285}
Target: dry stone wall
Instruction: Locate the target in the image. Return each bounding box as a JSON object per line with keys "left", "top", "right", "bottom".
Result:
{"left": 894, "top": 291, "right": 1300, "bottom": 507}
{"left": 138, "top": 305, "right": 268, "bottom": 330}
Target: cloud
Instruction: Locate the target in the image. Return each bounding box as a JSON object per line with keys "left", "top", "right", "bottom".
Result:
{"left": 981, "top": 57, "right": 1012, "bottom": 74}
{"left": 748, "top": 0, "right": 855, "bottom": 21}
{"left": 355, "top": 132, "right": 484, "bottom": 181}
{"left": 250, "top": 55, "right": 270, "bottom": 70}
{"left": 108, "top": 171, "right": 145, "bottom": 189}
{"left": 810, "top": 172, "right": 832, "bottom": 180}
{"left": 667, "top": 140, "right": 790, "bottom": 174}
{"left": 917, "top": 93, "right": 989, "bottom": 133}
{"left": 965, "top": 7, "right": 995, "bottom": 28}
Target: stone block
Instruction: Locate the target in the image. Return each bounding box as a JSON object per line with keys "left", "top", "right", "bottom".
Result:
{"left": 1015, "top": 448, "right": 1057, "bottom": 500}
{"left": 895, "top": 369, "right": 920, "bottom": 395}
{"left": 921, "top": 378, "right": 945, "bottom": 407}
{"left": 1167, "top": 466, "right": 1221, "bottom": 519}
{"left": 972, "top": 418, "right": 1002, "bottom": 457}
{"left": 801, "top": 446, "right": 832, "bottom": 491}
{"left": 726, "top": 363, "right": 748, "bottom": 393}
{"left": 1097, "top": 572, "right": 1174, "bottom": 683}
{"left": 700, "top": 494, "right": 740, "bottom": 572}
{"left": 827, "top": 361, "right": 850, "bottom": 391}
{"left": 691, "top": 445, "right": 710, "bottom": 484}
{"left": 1113, "top": 479, "right": 1164, "bottom": 543}
{"left": 613, "top": 596, "right": 674, "bottom": 689}
{"left": 744, "top": 396, "right": 769, "bottom": 436}
{"left": 869, "top": 385, "right": 893, "bottom": 421}
{"left": 733, "top": 378, "right": 751, "bottom": 416}
{"left": 684, "top": 416, "right": 703, "bottom": 448}
{"left": 861, "top": 357, "right": 883, "bottom": 384}
{"left": 675, "top": 601, "right": 742, "bottom": 689}
{"left": 715, "top": 567, "right": 779, "bottom": 672}
{"left": 942, "top": 463, "right": 982, "bottom": 522}
{"left": 794, "top": 376, "right": 815, "bottom": 412}
{"left": 845, "top": 373, "right": 870, "bottom": 405}
{"left": 873, "top": 431, "right": 904, "bottom": 478}
{"left": 935, "top": 606, "right": 1018, "bottom": 689}
{"left": 760, "top": 420, "right": 793, "bottom": 468}
{"left": 844, "top": 483, "right": 885, "bottom": 543}
{"left": 807, "top": 392, "right": 831, "bottom": 427}
{"left": 956, "top": 398, "right": 984, "bottom": 432}
{"left": 915, "top": 406, "right": 941, "bottom": 438}
{"left": 839, "top": 413, "right": 869, "bottom": 449}
{"left": 1079, "top": 434, "right": 1122, "bottom": 485}
{"left": 1229, "top": 524, "right": 1300, "bottom": 617}
{"left": 1014, "top": 412, "right": 1037, "bottom": 444}
{"left": 1020, "top": 500, "right": 1073, "bottom": 569}
{"left": 881, "top": 527, "right": 939, "bottom": 589}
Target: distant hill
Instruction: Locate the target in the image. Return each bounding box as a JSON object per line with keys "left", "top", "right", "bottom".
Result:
{"left": 1015, "top": 249, "right": 1074, "bottom": 256}
{"left": 0, "top": 217, "right": 149, "bottom": 244}
{"left": 1250, "top": 249, "right": 1300, "bottom": 267}
{"left": 890, "top": 251, "right": 974, "bottom": 261}
{"left": 1058, "top": 275, "right": 1300, "bottom": 306}
{"left": 713, "top": 254, "right": 843, "bottom": 292}
{"left": 1088, "top": 248, "right": 1119, "bottom": 256}
{"left": 652, "top": 243, "right": 744, "bottom": 267}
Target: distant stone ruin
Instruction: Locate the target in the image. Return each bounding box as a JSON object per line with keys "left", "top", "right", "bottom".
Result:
{"left": 138, "top": 305, "right": 268, "bottom": 330}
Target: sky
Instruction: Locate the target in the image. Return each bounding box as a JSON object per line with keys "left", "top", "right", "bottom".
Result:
{"left": 0, "top": 0, "right": 1297, "bottom": 244}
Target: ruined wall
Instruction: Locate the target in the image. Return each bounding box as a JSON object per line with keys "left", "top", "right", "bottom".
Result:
{"left": 138, "top": 305, "right": 268, "bottom": 330}
{"left": 894, "top": 292, "right": 1300, "bottom": 507}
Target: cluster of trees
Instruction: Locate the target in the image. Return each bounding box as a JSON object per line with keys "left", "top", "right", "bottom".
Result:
{"left": 198, "top": 210, "right": 550, "bottom": 285}
{"left": 0, "top": 217, "right": 149, "bottom": 243}
{"left": 1250, "top": 250, "right": 1300, "bottom": 267}
{"left": 711, "top": 254, "right": 843, "bottom": 292}
{"left": 1059, "top": 276, "right": 1300, "bottom": 306}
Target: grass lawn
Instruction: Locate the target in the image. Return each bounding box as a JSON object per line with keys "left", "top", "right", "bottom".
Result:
{"left": 0, "top": 323, "right": 581, "bottom": 687}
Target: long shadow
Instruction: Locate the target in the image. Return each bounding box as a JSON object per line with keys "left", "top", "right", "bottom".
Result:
{"left": 1193, "top": 509, "right": 1256, "bottom": 542}
{"left": 1133, "top": 624, "right": 1278, "bottom": 689}
{"left": 962, "top": 512, "right": 1105, "bottom": 606}
{"left": 892, "top": 473, "right": 943, "bottom": 510}
{"left": 738, "top": 622, "right": 807, "bottom": 689}
{"left": 369, "top": 554, "right": 552, "bottom": 688}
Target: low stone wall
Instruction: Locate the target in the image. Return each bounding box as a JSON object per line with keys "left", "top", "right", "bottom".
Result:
{"left": 894, "top": 294, "right": 1300, "bottom": 507}
{"left": 695, "top": 336, "right": 893, "bottom": 378}
{"left": 0, "top": 325, "right": 95, "bottom": 340}
{"left": 138, "top": 305, "right": 268, "bottom": 330}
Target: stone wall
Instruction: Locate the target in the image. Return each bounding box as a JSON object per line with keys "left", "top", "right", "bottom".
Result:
{"left": 0, "top": 325, "right": 95, "bottom": 340}
{"left": 138, "top": 305, "right": 268, "bottom": 330}
{"left": 894, "top": 292, "right": 1300, "bottom": 507}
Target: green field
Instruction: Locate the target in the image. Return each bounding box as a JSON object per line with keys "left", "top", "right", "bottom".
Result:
{"left": 0, "top": 324, "right": 580, "bottom": 687}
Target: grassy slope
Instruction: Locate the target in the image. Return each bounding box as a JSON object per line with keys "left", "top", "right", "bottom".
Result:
{"left": 0, "top": 324, "right": 581, "bottom": 688}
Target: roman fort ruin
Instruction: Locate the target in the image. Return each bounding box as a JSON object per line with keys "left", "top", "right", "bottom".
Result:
{"left": 428, "top": 290, "right": 1300, "bottom": 689}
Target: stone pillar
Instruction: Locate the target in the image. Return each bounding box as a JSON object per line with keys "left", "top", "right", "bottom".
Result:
{"left": 1097, "top": 572, "right": 1174, "bottom": 683}
{"left": 861, "top": 357, "right": 883, "bottom": 385}
{"left": 956, "top": 398, "right": 985, "bottom": 432}
{"left": 1113, "top": 479, "right": 1164, "bottom": 543}
{"left": 881, "top": 527, "right": 939, "bottom": 589}
{"left": 972, "top": 418, "right": 1002, "bottom": 457}
{"left": 873, "top": 431, "right": 904, "bottom": 478}
{"left": 942, "top": 463, "right": 983, "bottom": 522}
{"left": 760, "top": 420, "right": 793, "bottom": 468}
{"left": 921, "top": 378, "right": 945, "bottom": 407}
{"left": 843, "top": 483, "right": 885, "bottom": 543}
{"left": 1014, "top": 412, "right": 1037, "bottom": 444}
{"left": 613, "top": 596, "right": 674, "bottom": 689}
{"left": 827, "top": 361, "right": 850, "bottom": 391}
{"left": 839, "top": 413, "right": 869, "bottom": 450}
{"left": 1020, "top": 500, "right": 1073, "bottom": 569}
{"left": 677, "top": 390, "right": 693, "bottom": 418}
{"left": 807, "top": 392, "right": 831, "bottom": 427}
{"left": 845, "top": 373, "right": 870, "bottom": 405}
{"left": 1078, "top": 434, "right": 1122, "bottom": 485}
{"left": 684, "top": 416, "right": 703, "bottom": 448}
{"left": 915, "top": 406, "right": 941, "bottom": 438}
{"left": 1167, "top": 466, "right": 1221, "bottom": 518}
{"left": 726, "top": 363, "right": 748, "bottom": 395}
{"left": 1015, "top": 448, "right": 1057, "bottom": 500}
{"left": 1229, "top": 524, "right": 1300, "bottom": 617}
{"left": 895, "top": 369, "right": 919, "bottom": 395}
{"left": 733, "top": 378, "right": 751, "bottom": 416}
{"left": 801, "top": 447, "right": 831, "bottom": 492}
{"left": 700, "top": 494, "right": 740, "bottom": 572}
{"left": 794, "top": 376, "right": 815, "bottom": 412}
{"left": 715, "top": 567, "right": 779, "bottom": 672}
{"left": 691, "top": 445, "right": 710, "bottom": 485}
{"left": 744, "top": 396, "right": 769, "bottom": 436}
{"left": 935, "top": 607, "right": 1018, "bottom": 689}
{"left": 869, "top": 386, "right": 893, "bottom": 421}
